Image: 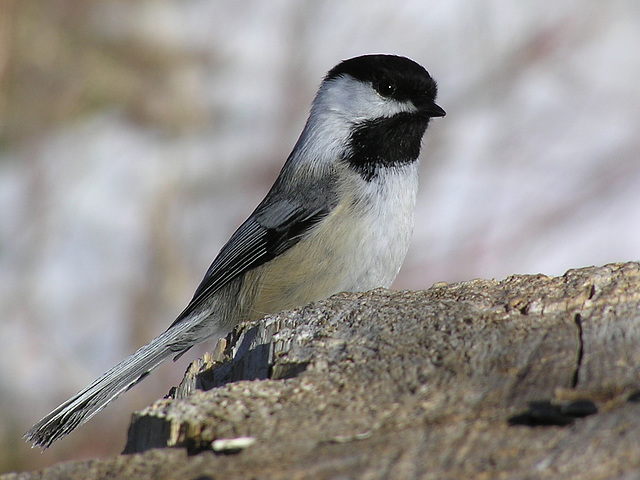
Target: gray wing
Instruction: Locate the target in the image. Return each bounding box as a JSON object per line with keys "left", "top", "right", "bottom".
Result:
{"left": 169, "top": 194, "right": 330, "bottom": 328}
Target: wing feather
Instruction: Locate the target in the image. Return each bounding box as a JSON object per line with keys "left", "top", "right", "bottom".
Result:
{"left": 169, "top": 199, "right": 328, "bottom": 327}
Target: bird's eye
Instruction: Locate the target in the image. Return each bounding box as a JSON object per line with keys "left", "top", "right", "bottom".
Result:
{"left": 375, "top": 82, "right": 396, "bottom": 97}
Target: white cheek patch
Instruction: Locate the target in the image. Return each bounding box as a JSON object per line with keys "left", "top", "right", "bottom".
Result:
{"left": 289, "top": 75, "right": 419, "bottom": 174}
{"left": 314, "top": 76, "right": 417, "bottom": 123}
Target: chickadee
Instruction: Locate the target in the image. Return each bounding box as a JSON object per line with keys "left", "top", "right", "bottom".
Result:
{"left": 26, "top": 54, "right": 445, "bottom": 448}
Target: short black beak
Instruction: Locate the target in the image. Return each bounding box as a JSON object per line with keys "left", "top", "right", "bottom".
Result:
{"left": 425, "top": 102, "right": 446, "bottom": 118}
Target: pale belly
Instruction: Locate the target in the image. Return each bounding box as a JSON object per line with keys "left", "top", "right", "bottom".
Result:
{"left": 242, "top": 165, "right": 419, "bottom": 321}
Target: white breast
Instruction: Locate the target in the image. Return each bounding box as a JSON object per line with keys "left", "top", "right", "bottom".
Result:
{"left": 340, "top": 163, "right": 419, "bottom": 290}
{"left": 244, "top": 163, "right": 419, "bottom": 320}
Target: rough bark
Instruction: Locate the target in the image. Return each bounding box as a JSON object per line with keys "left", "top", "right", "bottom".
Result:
{"left": 6, "top": 262, "right": 640, "bottom": 479}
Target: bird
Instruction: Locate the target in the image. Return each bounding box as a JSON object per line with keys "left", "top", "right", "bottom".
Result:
{"left": 25, "top": 54, "right": 445, "bottom": 448}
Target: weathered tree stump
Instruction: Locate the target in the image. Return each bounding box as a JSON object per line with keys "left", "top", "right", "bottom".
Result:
{"left": 6, "top": 262, "right": 640, "bottom": 479}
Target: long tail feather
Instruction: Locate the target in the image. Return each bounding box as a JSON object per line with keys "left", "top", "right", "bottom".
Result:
{"left": 25, "top": 320, "right": 198, "bottom": 448}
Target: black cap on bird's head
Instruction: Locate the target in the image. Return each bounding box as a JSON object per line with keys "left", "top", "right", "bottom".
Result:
{"left": 325, "top": 54, "right": 445, "bottom": 119}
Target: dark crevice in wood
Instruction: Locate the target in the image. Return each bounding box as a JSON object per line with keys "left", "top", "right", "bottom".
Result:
{"left": 572, "top": 313, "right": 584, "bottom": 388}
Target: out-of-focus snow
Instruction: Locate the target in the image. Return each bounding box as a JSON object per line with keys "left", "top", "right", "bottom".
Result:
{"left": 1, "top": 0, "right": 639, "bottom": 471}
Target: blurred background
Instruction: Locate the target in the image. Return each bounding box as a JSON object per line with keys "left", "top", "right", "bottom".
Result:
{"left": 1, "top": 0, "right": 639, "bottom": 473}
